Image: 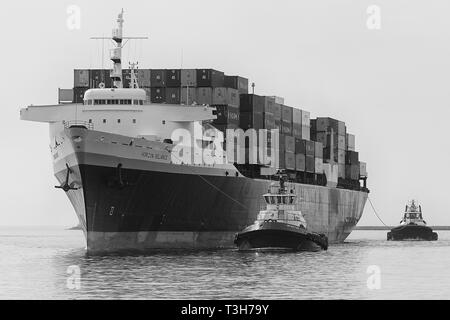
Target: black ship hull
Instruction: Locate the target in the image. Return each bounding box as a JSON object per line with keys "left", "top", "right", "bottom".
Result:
{"left": 234, "top": 221, "right": 328, "bottom": 251}
{"left": 387, "top": 225, "right": 438, "bottom": 241}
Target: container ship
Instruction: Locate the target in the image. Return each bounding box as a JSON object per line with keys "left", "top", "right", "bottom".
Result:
{"left": 20, "top": 11, "right": 369, "bottom": 253}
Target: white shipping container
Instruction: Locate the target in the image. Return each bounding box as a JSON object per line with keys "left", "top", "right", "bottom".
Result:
{"left": 293, "top": 108, "right": 302, "bottom": 124}
{"left": 360, "top": 161, "right": 368, "bottom": 177}
{"left": 301, "top": 125, "right": 310, "bottom": 140}
{"left": 315, "top": 158, "right": 323, "bottom": 174}
{"left": 181, "top": 69, "right": 197, "bottom": 87}
{"left": 301, "top": 110, "right": 310, "bottom": 126}
{"left": 346, "top": 133, "right": 356, "bottom": 151}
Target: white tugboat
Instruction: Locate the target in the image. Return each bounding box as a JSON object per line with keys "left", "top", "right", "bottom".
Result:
{"left": 234, "top": 175, "right": 328, "bottom": 251}
{"left": 387, "top": 200, "right": 438, "bottom": 241}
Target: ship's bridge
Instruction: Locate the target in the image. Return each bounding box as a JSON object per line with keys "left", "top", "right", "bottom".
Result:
{"left": 83, "top": 88, "right": 147, "bottom": 106}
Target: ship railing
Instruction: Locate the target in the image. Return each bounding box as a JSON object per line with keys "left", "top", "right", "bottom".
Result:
{"left": 63, "top": 120, "right": 94, "bottom": 130}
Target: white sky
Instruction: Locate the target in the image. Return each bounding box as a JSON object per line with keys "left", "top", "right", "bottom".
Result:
{"left": 1, "top": 0, "right": 449, "bottom": 227}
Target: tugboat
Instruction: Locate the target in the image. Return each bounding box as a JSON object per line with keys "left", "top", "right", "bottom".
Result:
{"left": 234, "top": 175, "right": 328, "bottom": 251}
{"left": 387, "top": 200, "right": 438, "bottom": 241}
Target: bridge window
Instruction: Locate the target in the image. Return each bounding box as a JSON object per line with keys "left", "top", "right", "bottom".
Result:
{"left": 117, "top": 119, "right": 121, "bottom": 124}
{"left": 103, "top": 119, "right": 106, "bottom": 124}
{"left": 88, "top": 119, "right": 92, "bottom": 123}
{"left": 133, "top": 119, "right": 136, "bottom": 124}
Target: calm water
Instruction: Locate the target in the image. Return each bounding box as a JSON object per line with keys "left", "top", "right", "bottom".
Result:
{"left": 0, "top": 227, "right": 449, "bottom": 300}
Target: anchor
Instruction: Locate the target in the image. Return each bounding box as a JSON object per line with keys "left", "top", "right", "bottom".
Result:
{"left": 55, "top": 164, "right": 79, "bottom": 192}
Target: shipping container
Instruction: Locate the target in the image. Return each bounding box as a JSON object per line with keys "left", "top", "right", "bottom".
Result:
{"left": 90, "top": 69, "right": 112, "bottom": 88}
{"left": 338, "top": 121, "right": 346, "bottom": 135}
{"left": 214, "top": 105, "right": 240, "bottom": 126}
{"left": 137, "top": 69, "right": 151, "bottom": 87}
{"left": 281, "top": 105, "right": 293, "bottom": 123}
{"left": 263, "top": 112, "right": 275, "bottom": 130}
{"left": 274, "top": 119, "right": 282, "bottom": 131}
{"left": 240, "top": 111, "right": 263, "bottom": 129}
{"left": 316, "top": 117, "right": 339, "bottom": 133}
{"left": 240, "top": 94, "right": 264, "bottom": 113}
{"left": 224, "top": 76, "right": 248, "bottom": 94}
{"left": 337, "top": 149, "right": 346, "bottom": 164}
{"left": 346, "top": 133, "right": 356, "bottom": 151}
{"left": 338, "top": 164, "right": 346, "bottom": 179}
{"left": 277, "top": 136, "right": 286, "bottom": 169}
{"left": 273, "top": 103, "right": 282, "bottom": 120}
{"left": 305, "top": 155, "right": 315, "bottom": 173}
{"left": 315, "top": 158, "right": 324, "bottom": 174}
{"left": 295, "top": 154, "right": 306, "bottom": 171}
{"left": 302, "top": 126, "right": 310, "bottom": 140}
{"left": 295, "top": 138, "right": 306, "bottom": 155}
{"left": 305, "top": 140, "right": 315, "bottom": 157}
{"left": 338, "top": 135, "right": 346, "bottom": 150}
{"left": 315, "top": 132, "right": 328, "bottom": 147}
{"left": 166, "top": 87, "right": 181, "bottom": 104}
{"left": 196, "top": 87, "right": 213, "bottom": 105}
{"left": 315, "top": 142, "right": 323, "bottom": 158}
{"left": 293, "top": 108, "right": 302, "bottom": 125}
{"left": 143, "top": 87, "right": 151, "bottom": 104}
{"left": 293, "top": 123, "right": 302, "bottom": 138}
{"left": 181, "top": 69, "right": 197, "bottom": 87}
{"left": 212, "top": 88, "right": 239, "bottom": 107}
{"left": 197, "top": 69, "right": 225, "bottom": 87}
{"left": 323, "top": 147, "right": 338, "bottom": 163}
{"left": 263, "top": 96, "right": 275, "bottom": 114}
{"left": 345, "top": 151, "right": 359, "bottom": 165}
{"left": 150, "top": 87, "right": 166, "bottom": 103}
{"left": 272, "top": 96, "right": 284, "bottom": 105}
{"left": 74, "top": 69, "right": 90, "bottom": 87}
{"left": 122, "top": 69, "right": 131, "bottom": 88}
{"left": 181, "top": 87, "right": 197, "bottom": 105}
{"left": 301, "top": 110, "right": 311, "bottom": 126}
{"left": 166, "top": 69, "right": 181, "bottom": 87}
{"left": 73, "top": 87, "right": 88, "bottom": 103}
{"left": 345, "top": 164, "right": 360, "bottom": 180}
{"left": 281, "top": 121, "right": 292, "bottom": 135}
{"left": 285, "top": 152, "right": 296, "bottom": 170}
{"left": 150, "top": 69, "right": 166, "bottom": 87}
{"left": 360, "top": 162, "right": 368, "bottom": 177}
{"left": 285, "top": 136, "right": 295, "bottom": 153}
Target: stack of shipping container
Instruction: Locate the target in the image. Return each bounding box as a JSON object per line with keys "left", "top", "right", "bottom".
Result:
{"left": 72, "top": 68, "right": 365, "bottom": 188}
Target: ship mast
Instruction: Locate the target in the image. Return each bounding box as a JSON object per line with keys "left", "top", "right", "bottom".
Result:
{"left": 111, "top": 9, "right": 125, "bottom": 88}
{"left": 91, "top": 10, "right": 148, "bottom": 89}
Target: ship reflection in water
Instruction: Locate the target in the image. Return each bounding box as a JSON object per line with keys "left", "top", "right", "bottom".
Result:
{"left": 0, "top": 227, "right": 449, "bottom": 300}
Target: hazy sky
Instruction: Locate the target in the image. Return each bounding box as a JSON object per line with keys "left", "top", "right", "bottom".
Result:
{"left": 1, "top": 0, "right": 449, "bottom": 227}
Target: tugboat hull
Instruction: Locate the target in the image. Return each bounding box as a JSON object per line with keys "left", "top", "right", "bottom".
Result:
{"left": 387, "top": 225, "right": 438, "bottom": 241}
{"left": 234, "top": 221, "right": 328, "bottom": 252}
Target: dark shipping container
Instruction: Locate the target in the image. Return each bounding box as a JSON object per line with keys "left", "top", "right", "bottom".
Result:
{"left": 197, "top": 69, "right": 225, "bottom": 87}
{"left": 150, "top": 69, "right": 166, "bottom": 87}
{"left": 150, "top": 87, "right": 166, "bottom": 103}
{"left": 166, "top": 69, "right": 181, "bottom": 87}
